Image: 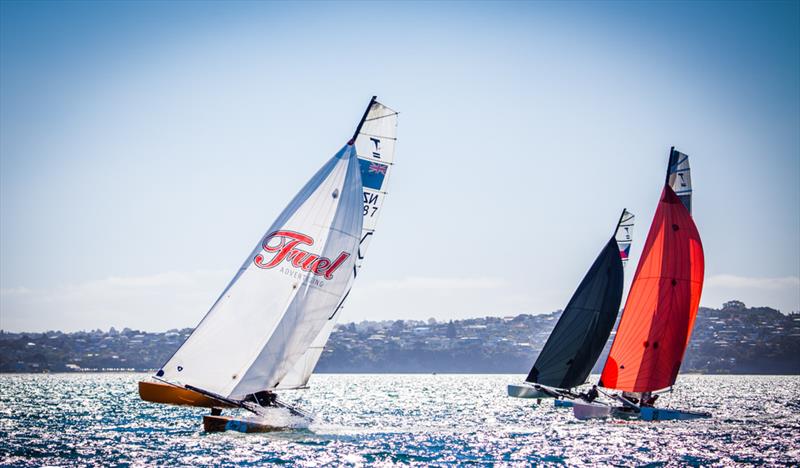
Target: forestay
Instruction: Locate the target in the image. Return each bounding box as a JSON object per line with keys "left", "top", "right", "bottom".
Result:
{"left": 277, "top": 99, "right": 399, "bottom": 390}
{"left": 157, "top": 145, "right": 363, "bottom": 399}
{"left": 524, "top": 209, "right": 634, "bottom": 390}
{"left": 599, "top": 149, "right": 704, "bottom": 393}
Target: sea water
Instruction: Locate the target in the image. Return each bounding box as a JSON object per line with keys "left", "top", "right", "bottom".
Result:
{"left": 1, "top": 374, "right": 798, "bottom": 465}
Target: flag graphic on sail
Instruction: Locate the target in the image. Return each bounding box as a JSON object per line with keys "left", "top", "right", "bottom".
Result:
{"left": 525, "top": 209, "right": 634, "bottom": 390}
{"left": 277, "top": 98, "right": 398, "bottom": 389}
{"left": 154, "top": 141, "right": 363, "bottom": 400}
{"left": 599, "top": 148, "right": 704, "bottom": 393}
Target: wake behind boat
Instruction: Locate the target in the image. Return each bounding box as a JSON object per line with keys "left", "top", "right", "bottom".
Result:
{"left": 138, "top": 96, "right": 399, "bottom": 432}
{"left": 508, "top": 209, "right": 634, "bottom": 403}
{"left": 573, "top": 147, "right": 709, "bottom": 422}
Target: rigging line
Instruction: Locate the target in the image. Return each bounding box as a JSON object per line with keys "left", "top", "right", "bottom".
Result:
{"left": 329, "top": 289, "right": 351, "bottom": 319}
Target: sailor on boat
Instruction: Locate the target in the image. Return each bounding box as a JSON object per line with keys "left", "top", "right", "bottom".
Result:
{"left": 245, "top": 390, "right": 278, "bottom": 408}
{"left": 621, "top": 391, "right": 639, "bottom": 405}
{"left": 641, "top": 393, "right": 658, "bottom": 408}
{"left": 579, "top": 385, "right": 599, "bottom": 403}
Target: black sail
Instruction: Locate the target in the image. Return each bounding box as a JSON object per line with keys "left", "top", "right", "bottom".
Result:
{"left": 525, "top": 236, "right": 624, "bottom": 389}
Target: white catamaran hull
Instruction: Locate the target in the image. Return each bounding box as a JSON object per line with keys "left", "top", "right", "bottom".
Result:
{"left": 573, "top": 401, "right": 612, "bottom": 420}
{"left": 507, "top": 383, "right": 551, "bottom": 399}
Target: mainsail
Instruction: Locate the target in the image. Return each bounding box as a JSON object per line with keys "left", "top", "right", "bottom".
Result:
{"left": 153, "top": 110, "right": 368, "bottom": 400}
{"left": 524, "top": 209, "right": 634, "bottom": 390}
{"left": 617, "top": 209, "right": 635, "bottom": 267}
{"left": 599, "top": 148, "right": 704, "bottom": 393}
{"left": 277, "top": 97, "right": 398, "bottom": 390}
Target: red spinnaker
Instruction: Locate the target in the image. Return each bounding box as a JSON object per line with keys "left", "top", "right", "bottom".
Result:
{"left": 599, "top": 185, "right": 704, "bottom": 392}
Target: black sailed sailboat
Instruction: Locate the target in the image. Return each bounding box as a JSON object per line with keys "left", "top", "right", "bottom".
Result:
{"left": 508, "top": 210, "right": 634, "bottom": 400}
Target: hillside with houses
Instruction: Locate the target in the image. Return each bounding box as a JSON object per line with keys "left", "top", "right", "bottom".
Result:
{"left": 2, "top": 301, "right": 798, "bottom": 374}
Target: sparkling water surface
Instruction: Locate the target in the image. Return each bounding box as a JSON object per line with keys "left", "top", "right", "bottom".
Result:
{"left": 1, "top": 374, "right": 798, "bottom": 466}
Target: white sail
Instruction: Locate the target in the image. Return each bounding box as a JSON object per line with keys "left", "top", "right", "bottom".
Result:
{"left": 157, "top": 145, "right": 363, "bottom": 399}
{"left": 667, "top": 148, "right": 692, "bottom": 214}
{"left": 276, "top": 99, "right": 398, "bottom": 389}
{"left": 615, "top": 209, "right": 635, "bottom": 267}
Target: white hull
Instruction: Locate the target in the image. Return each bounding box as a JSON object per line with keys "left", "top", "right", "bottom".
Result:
{"left": 507, "top": 383, "right": 551, "bottom": 399}
{"left": 573, "top": 401, "right": 611, "bottom": 420}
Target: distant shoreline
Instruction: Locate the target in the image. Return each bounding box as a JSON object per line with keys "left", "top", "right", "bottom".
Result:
{"left": 3, "top": 302, "right": 798, "bottom": 375}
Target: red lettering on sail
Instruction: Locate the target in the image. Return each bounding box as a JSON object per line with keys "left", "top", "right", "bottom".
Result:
{"left": 253, "top": 230, "right": 349, "bottom": 280}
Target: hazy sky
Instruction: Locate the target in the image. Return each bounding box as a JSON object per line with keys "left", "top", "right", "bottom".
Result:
{"left": 1, "top": 1, "right": 798, "bottom": 332}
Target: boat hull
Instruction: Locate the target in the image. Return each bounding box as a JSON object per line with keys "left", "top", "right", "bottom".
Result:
{"left": 138, "top": 381, "right": 234, "bottom": 408}
{"left": 507, "top": 383, "right": 551, "bottom": 399}
{"left": 203, "top": 415, "right": 286, "bottom": 433}
{"left": 638, "top": 407, "right": 711, "bottom": 421}
{"left": 573, "top": 401, "right": 612, "bottom": 420}
{"left": 572, "top": 401, "right": 712, "bottom": 421}
{"left": 553, "top": 399, "right": 574, "bottom": 408}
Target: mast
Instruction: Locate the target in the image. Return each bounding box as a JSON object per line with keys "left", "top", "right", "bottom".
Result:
{"left": 665, "top": 146, "right": 676, "bottom": 185}
{"left": 613, "top": 208, "right": 628, "bottom": 238}
{"left": 348, "top": 95, "right": 377, "bottom": 145}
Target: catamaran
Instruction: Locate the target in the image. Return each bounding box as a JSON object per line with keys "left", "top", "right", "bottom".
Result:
{"left": 573, "top": 147, "right": 709, "bottom": 421}
{"left": 138, "top": 96, "right": 398, "bottom": 432}
{"left": 508, "top": 210, "right": 634, "bottom": 402}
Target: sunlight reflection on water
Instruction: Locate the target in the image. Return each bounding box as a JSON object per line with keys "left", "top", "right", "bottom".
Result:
{"left": 1, "top": 374, "right": 798, "bottom": 465}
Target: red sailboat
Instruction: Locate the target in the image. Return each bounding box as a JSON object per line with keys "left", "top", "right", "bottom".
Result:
{"left": 573, "top": 147, "right": 710, "bottom": 421}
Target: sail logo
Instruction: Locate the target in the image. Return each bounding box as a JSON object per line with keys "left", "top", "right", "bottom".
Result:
{"left": 370, "top": 137, "right": 382, "bottom": 158}
{"left": 254, "top": 230, "right": 350, "bottom": 280}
